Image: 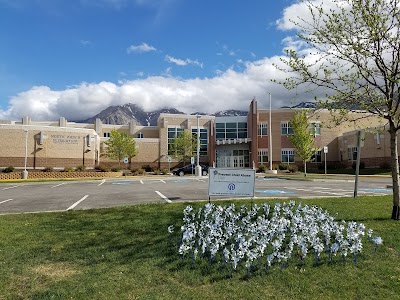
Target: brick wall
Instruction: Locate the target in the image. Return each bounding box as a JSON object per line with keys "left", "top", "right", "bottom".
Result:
{"left": 0, "top": 171, "right": 122, "bottom": 180}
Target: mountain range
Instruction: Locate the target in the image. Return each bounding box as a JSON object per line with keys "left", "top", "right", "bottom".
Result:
{"left": 77, "top": 102, "right": 317, "bottom": 126}
{"left": 78, "top": 103, "right": 248, "bottom": 126}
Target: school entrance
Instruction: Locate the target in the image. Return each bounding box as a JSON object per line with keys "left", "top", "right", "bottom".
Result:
{"left": 216, "top": 149, "right": 250, "bottom": 168}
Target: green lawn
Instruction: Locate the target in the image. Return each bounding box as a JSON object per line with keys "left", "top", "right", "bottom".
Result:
{"left": 0, "top": 196, "right": 399, "bottom": 299}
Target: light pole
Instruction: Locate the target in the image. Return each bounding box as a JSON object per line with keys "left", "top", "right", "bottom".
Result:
{"left": 267, "top": 93, "right": 277, "bottom": 174}
{"left": 195, "top": 114, "right": 202, "bottom": 176}
{"left": 22, "top": 129, "right": 29, "bottom": 179}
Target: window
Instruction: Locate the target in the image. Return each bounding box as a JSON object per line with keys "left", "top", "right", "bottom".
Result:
{"left": 309, "top": 122, "right": 321, "bottom": 136}
{"left": 281, "top": 122, "right": 293, "bottom": 135}
{"left": 216, "top": 122, "right": 247, "bottom": 140}
{"left": 312, "top": 150, "right": 322, "bottom": 163}
{"left": 281, "top": 148, "right": 295, "bottom": 163}
{"left": 103, "top": 132, "right": 110, "bottom": 137}
{"left": 168, "top": 127, "right": 184, "bottom": 154}
{"left": 191, "top": 128, "right": 208, "bottom": 156}
{"left": 347, "top": 147, "right": 358, "bottom": 161}
{"left": 258, "top": 149, "right": 268, "bottom": 164}
{"left": 258, "top": 123, "right": 268, "bottom": 136}
{"left": 137, "top": 132, "right": 143, "bottom": 138}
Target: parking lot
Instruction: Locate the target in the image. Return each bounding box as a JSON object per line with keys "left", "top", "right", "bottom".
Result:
{"left": 0, "top": 176, "right": 393, "bottom": 215}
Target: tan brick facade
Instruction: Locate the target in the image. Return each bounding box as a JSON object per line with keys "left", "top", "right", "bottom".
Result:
{"left": 0, "top": 101, "right": 391, "bottom": 171}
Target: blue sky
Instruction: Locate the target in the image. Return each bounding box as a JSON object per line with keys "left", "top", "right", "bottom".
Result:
{"left": 0, "top": 0, "right": 319, "bottom": 121}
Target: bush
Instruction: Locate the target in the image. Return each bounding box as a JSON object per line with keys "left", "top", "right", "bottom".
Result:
{"left": 153, "top": 169, "right": 161, "bottom": 175}
{"left": 257, "top": 164, "right": 266, "bottom": 173}
{"left": 161, "top": 168, "right": 169, "bottom": 175}
{"left": 278, "top": 164, "right": 288, "bottom": 171}
{"left": 2, "top": 166, "right": 15, "bottom": 173}
{"left": 63, "top": 167, "right": 74, "bottom": 173}
{"left": 75, "top": 165, "right": 86, "bottom": 172}
{"left": 288, "top": 165, "right": 298, "bottom": 173}
{"left": 379, "top": 161, "right": 391, "bottom": 169}
{"left": 352, "top": 161, "right": 365, "bottom": 170}
{"left": 142, "top": 165, "right": 153, "bottom": 172}
{"left": 42, "top": 167, "right": 54, "bottom": 172}
{"left": 95, "top": 164, "right": 110, "bottom": 172}
{"left": 133, "top": 168, "right": 146, "bottom": 176}
{"left": 110, "top": 166, "right": 122, "bottom": 172}
{"left": 272, "top": 164, "right": 279, "bottom": 170}
{"left": 122, "top": 170, "right": 131, "bottom": 176}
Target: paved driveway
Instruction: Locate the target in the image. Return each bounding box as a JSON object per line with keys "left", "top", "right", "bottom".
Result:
{"left": 0, "top": 176, "right": 393, "bottom": 215}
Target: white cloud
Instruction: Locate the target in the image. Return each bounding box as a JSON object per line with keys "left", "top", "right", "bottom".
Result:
{"left": 0, "top": 54, "right": 322, "bottom": 121}
{"left": 80, "top": 39, "right": 92, "bottom": 46}
{"left": 127, "top": 42, "right": 157, "bottom": 54}
{"left": 165, "top": 55, "right": 203, "bottom": 68}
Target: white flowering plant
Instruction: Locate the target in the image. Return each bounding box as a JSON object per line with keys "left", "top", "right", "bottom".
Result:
{"left": 169, "top": 201, "right": 382, "bottom": 276}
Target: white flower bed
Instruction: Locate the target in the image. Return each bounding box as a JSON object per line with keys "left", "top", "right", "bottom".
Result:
{"left": 170, "top": 201, "right": 382, "bottom": 275}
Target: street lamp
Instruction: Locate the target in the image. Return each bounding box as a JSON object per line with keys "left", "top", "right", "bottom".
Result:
{"left": 22, "top": 129, "right": 29, "bottom": 179}
{"left": 268, "top": 93, "right": 277, "bottom": 174}
{"left": 195, "top": 114, "right": 202, "bottom": 176}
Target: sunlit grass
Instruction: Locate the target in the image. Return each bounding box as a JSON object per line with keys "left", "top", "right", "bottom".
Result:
{"left": 0, "top": 196, "right": 398, "bottom": 299}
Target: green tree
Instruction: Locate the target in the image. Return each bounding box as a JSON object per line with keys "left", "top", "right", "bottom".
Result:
{"left": 168, "top": 131, "right": 196, "bottom": 165}
{"left": 288, "top": 111, "right": 318, "bottom": 177}
{"left": 276, "top": 0, "right": 400, "bottom": 219}
{"left": 104, "top": 129, "right": 137, "bottom": 167}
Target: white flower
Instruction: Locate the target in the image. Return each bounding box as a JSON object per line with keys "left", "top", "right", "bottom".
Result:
{"left": 373, "top": 236, "right": 383, "bottom": 246}
{"left": 168, "top": 225, "right": 174, "bottom": 234}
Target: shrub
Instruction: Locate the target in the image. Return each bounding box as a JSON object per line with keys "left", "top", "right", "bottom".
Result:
{"left": 122, "top": 170, "right": 131, "bottom": 176}
{"left": 75, "top": 165, "right": 86, "bottom": 172}
{"left": 257, "top": 164, "right": 266, "bottom": 173}
{"left": 63, "top": 167, "right": 74, "bottom": 173}
{"left": 134, "top": 168, "right": 146, "bottom": 176}
{"left": 142, "top": 165, "right": 153, "bottom": 172}
{"left": 110, "top": 166, "right": 122, "bottom": 172}
{"left": 161, "top": 168, "right": 169, "bottom": 175}
{"left": 153, "top": 169, "right": 161, "bottom": 175}
{"left": 379, "top": 161, "right": 390, "bottom": 169}
{"left": 278, "top": 164, "right": 288, "bottom": 171}
{"left": 42, "top": 167, "right": 54, "bottom": 172}
{"left": 272, "top": 164, "right": 279, "bottom": 170}
{"left": 2, "top": 166, "right": 15, "bottom": 173}
{"left": 95, "top": 164, "right": 110, "bottom": 172}
{"left": 288, "top": 165, "right": 298, "bottom": 173}
{"left": 352, "top": 161, "right": 365, "bottom": 170}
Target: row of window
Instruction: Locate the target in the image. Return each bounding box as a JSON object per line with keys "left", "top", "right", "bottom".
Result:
{"left": 103, "top": 132, "right": 143, "bottom": 138}
{"left": 167, "top": 127, "right": 208, "bottom": 156}
{"left": 258, "top": 148, "right": 323, "bottom": 163}
{"left": 257, "top": 122, "right": 321, "bottom": 137}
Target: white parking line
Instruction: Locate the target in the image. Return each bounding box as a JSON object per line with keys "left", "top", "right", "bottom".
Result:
{"left": 155, "top": 191, "right": 172, "bottom": 203}
{"left": 140, "top": 180, "right": 144, "bottom": 184}
{"left": 2, "top": 186, "right": 18, "bottom": 190}
{"left": 51, "top": 183, "right": 67, "bottom": 188}
{"left": 159, "top": 179, "right": 166, "bottom": 184}
{"left": 0, "top": 199, "right": 13, "bottom": 205}
{"left": 67, "top": 195, "right": 89, "bottom": 211}
{"left": 98, "top": 179, "right": 106, "bottom": 186}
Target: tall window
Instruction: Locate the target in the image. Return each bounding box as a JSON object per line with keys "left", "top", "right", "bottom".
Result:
{"left": 281, "top": 121, "right": 294, "bottom": 135}
{"left": 309, "top": 122, "right": 321, "bottom": 136}
{"left": 103, "top": 132, "right": 110, "bottom": 138}
{"left": 216, "top": 122, "right": 247, "bottom": 139}
{"left": 168, "top": 127, "right": 184, "bottom": 153}
{"left": 137, "top": 132, "right": 143, "bottom": 138}
{"left": 347, "top": 147, "right": 358, "bottom": 161}
{"left": 281, "top": 148, "right": 295, "bottom": 163}
{"left": 311, "top": 150, "right": 322, "bottom": 163}
{"left": 191, "top": 128, "right": 208, "bottom": 156}
{"left": 258, "top": 149, "right": 268, "bottom": 164}
{"left": 258, "top": 123, "right": 268, "bottom": 136}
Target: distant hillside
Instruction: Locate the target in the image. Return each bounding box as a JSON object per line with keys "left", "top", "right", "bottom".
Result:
{"left": 78, "top": 104, "right": 248, "bottom": 125}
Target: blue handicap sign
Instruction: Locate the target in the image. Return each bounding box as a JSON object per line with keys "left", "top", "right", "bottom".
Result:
{"left": 175, "top": 179, "right": 192, "bottom": 183}
{"left": 112, "top": 181, "right": 134, "bottom": 185}
{"left": 360, "top": 188, "right": 392, "bottom": 193}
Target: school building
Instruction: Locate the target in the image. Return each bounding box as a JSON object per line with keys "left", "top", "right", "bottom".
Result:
{"left": 0, "top": 99, "right": 390, "bottom": 171}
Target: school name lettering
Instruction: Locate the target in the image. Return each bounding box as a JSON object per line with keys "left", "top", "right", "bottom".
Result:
{"left": 51, "top": 134, "right": 79, "bottom": 144}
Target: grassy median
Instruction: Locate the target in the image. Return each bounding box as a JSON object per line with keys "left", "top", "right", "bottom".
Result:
{"left": 0, "top": 196, "right": 399, "bottom": 299}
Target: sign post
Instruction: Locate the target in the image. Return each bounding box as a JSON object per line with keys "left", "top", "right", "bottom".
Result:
{"left": 323, "top": 146, "right": 328, "bottom": 176}
{"left": 191, "top": 156, "right": 194, "bottom": 175}
{"left": 167, "top": 156, "right": 172, "bottom": 174}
